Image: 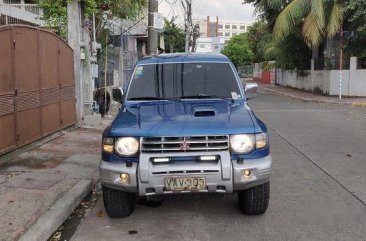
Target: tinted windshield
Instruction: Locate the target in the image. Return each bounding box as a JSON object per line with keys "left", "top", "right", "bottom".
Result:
{"left": 127, "top": 63, "right": 241, "bottom": 100}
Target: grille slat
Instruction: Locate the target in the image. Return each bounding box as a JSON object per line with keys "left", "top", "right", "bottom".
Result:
{"left": 142, "top": 136, "right": 229, "bottom": 153}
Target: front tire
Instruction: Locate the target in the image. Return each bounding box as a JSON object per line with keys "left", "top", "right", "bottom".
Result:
{"left": 238, "top": 182, "right": 270, "bottom": 215}
{"left": 102, "top": 185, "right": 136, "bottom": 217}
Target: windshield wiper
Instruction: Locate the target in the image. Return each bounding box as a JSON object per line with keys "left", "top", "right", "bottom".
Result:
{"left": 180, "top": 94, "right": 223, "bottom": 99}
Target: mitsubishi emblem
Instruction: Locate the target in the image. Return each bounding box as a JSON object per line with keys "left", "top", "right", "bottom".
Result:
{"left": 179, "top": 138, "right": 190, "bottom": 151}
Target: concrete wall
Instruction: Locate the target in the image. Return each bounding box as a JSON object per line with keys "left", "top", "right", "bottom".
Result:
{"left": 275, "top": 57, "right": 366, "bottom": 97}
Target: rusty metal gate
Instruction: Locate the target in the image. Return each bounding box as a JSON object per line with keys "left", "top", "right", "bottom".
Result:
{"left": 0, "top": 25, "right": 75, "bottom": 154}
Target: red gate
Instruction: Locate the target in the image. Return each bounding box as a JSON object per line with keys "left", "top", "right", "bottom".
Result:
{"left": 0, "top": 25, "right": 76, "bottom": 154}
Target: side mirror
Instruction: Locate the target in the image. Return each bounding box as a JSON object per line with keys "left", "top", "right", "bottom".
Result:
{"left": 112, "top": 87, "right": 124, "bottom": 104}
{"left": 245, "top": 83, "right": 258, "bottom": 100}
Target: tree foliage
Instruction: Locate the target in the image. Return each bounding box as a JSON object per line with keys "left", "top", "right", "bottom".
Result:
{"left": 221, "top": 33, "right": 253, "bottom": 67}
{"left": 344, "top": 0, "right": 366, "bottom": 59}
{"left": 247, "top": 21, "right": 273, "bottom": 63}
{"left": 244, "top": 0, "right": 344, "bottom": 50}
{"left": 163, "top": 17, "right": 186, "bottom": 53}
{"left": 37, "top": 0, "right": 147, "bottom": 38}
{"left": 265, "top": 28, "right": 312, "bottom": 70}
{"left": 278, "top": 0, "right": 342, "bottom": 49}
{"left": 347, "top": 0, "right": 366, "bottom": 30}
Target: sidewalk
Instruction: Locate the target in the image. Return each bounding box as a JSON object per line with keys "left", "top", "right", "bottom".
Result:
{"left": 0, "top": 117, "right": 112, "bottom": 241}
{"left": 257, "top": 82, "right": 366, "bottom": 107}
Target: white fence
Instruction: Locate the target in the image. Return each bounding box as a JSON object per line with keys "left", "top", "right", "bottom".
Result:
{"left": 276, "top": 57, "right": 366, "bottom": 97}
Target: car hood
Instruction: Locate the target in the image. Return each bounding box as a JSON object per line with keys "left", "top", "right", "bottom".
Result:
{"left": 109, "top": 100, "right": 258, "bottom": 137}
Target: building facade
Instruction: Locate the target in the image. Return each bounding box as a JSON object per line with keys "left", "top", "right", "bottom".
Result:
{"left": 0, "top": 0, "right": 44, "bottom": 26}
{"left": 197, "top": 16, "right": 253, "bottom": 40}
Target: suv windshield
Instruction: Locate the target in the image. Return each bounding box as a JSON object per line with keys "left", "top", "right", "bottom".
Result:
{"left": 127, "top": 63, "right": 241, "bottom": 100}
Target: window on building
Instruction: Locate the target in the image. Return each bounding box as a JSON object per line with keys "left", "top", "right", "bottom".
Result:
{"left": 225, "top": 25, "right": 230, "bottom": 29}
{"left": 240, "top": 25, "right": 246, "bottom": 30}
{"left": 232, "top": 25, "right": 237, "bottom": 29}
{"left": 225, "top": 32, "right": 230, "bottom": 37}
{"left": 218, "top": 32, "right": 223, "bottom": 36}
{"left": 218, "top": 24, "right": 223, "bottom": 29}
{"left": 232, "top": 33, "right": 237, "bottom": 36}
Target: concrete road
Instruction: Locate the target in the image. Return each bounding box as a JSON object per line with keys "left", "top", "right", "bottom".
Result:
{"left": 70, "top": 91, "right": 366, "bottom": 241}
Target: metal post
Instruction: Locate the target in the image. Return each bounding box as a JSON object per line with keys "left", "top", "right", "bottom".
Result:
{"left": 339, "top": 22, "right": 343, "bottom": 100}
{"left": 147, "top": 0, "right": 158, "bottom": 55}
{"left": 104, "top": 34, "right": 109, "bottom": 117}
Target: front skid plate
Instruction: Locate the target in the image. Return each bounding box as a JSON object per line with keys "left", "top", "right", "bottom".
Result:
{"left": 138, "top": 151, "right": 233, "bottom": 196}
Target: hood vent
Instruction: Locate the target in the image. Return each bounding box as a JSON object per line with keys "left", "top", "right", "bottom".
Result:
{"left": 193, "top": 106, "right": 216, "bottom": 117}
{"left": 194, "top": 110, "right": 216, "bottom": 117}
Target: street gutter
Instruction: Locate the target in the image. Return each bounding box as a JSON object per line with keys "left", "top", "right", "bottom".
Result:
{"left": 18, "top": 180, "right": 93, "bottom": 241}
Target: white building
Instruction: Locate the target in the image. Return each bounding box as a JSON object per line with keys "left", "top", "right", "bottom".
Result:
{"left": 195, "top": 37, "right": 226, "bottom": 53}
{"left": 218, "top": 20, "right": 253, "bottom": 39}
{"left": 0, "top": 0, "right": 44, "bottom": 26}
{"left": 197, "top": 16, "right": 253, "bottom": 40}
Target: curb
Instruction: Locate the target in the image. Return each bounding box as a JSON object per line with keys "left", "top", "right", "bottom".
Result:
{"left": 18, "top": 180, "right": 92, "bottom": 241}
{"left": 263, "top": 87, "right": 352, "bottom": 105}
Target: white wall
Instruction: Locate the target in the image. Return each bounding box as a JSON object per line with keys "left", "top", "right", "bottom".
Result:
{"left": 276, "top": 57, "right": 366, "bottom": 97}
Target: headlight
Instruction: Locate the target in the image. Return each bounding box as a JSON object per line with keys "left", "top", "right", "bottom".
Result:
{"left": 230, "top": 134, "right": 255, "bottom": 154}
{"left": 115, "top": 137, "right": 139, "bottom": 156}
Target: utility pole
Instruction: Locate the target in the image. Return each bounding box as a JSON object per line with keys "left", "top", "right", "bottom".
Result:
{"left": 181, "top": 0, "right": 192, "bottom": 53}
{"left": 147, "top": 0, "right": 158, "bottom": 55}
{"left": 191, "top": 24, "right": 199, "bottom": 52}
{"left": 339, "top": 20, "right": 343, "bottom": 100}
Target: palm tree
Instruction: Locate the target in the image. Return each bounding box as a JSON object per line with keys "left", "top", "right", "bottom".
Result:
{"left": 270, "top": 0, "right": 343, "bottom": 50}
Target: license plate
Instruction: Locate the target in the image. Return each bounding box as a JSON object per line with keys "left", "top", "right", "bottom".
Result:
{"left": 165, "top": 177, "right": 206, "bottom": 191}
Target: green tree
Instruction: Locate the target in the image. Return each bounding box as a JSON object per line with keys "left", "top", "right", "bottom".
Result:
{"left": 264, "top": 28, "right": 312, "bottom": 70}
{"left": 221, "top": 33, "right": 253, "bottom": 67}
{"left": 163, "top": 17, "right": 186, "bottom": 53}
{"left": 344, "top": 0, "right": 366, "bottom": 59}
{"left": 270, "top": 0, "right": 344, "bottom": 49}
{"left": 247, "top": 21, "right": 273, "bottom": 63}
{"left": 244, "top": 0, "right": 344, "bottom": 49}
{"left": 347, "top": 0, "right": 366, "bottom": 31}
{"left": 37, "top": 0, "right": 147, "bottom": 38}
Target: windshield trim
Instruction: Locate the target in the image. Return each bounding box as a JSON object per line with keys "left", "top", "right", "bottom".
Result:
{"left": 125, "top": 62, "right": 245, "bottom": 102}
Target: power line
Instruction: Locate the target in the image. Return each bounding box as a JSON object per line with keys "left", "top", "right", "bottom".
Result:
{"left": 122, "top": 0, "right": 164, "bottom": 35}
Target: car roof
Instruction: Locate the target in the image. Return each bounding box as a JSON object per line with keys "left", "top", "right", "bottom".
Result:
{"left": 137, "top": 53, "right": 231, "bottom": 65}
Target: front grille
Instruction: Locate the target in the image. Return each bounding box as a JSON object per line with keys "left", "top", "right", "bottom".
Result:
{"left": 141, "top": 136, "right": 229, "bottom": 153}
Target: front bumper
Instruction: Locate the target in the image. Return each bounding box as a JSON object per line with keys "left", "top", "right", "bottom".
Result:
{"left": 100, "top": 151, "right": 271, "bottom": 196}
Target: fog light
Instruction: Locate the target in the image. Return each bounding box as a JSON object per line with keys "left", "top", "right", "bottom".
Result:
{"left": 120, "top": 173, "right": 130, "bottom": 183}
{"left": 243, "top": 169, "right": 251, "bottom": 177}
{"left": 199, "top": 155, "right": 218, "bottom": 161}
{"left": 152, "top": 158, "right": 171, "bottom": 164}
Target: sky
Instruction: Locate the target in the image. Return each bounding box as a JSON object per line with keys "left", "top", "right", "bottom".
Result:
{"left": 159, "top": 0, "right": 256, "bottom": 26}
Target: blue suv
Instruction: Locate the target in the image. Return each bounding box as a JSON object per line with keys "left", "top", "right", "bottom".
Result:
{"left": 100, "top": 53, "right": 271, "bottom": 217}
